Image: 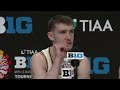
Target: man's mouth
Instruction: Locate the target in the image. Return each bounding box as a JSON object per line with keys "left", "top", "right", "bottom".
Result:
{"left": 67, "top": 42, "right": 72, "bottom": 45}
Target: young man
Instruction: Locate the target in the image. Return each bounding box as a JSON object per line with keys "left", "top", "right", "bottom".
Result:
{"left": 30, "top": 15, "right": 90, "bottom": 79}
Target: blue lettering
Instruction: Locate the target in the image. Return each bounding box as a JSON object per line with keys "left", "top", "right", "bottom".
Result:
{"left": 26, "top": 56, "right": 31, "bottom": 68}
{"left": 16, "top": 17, "right": 32, "bottom": 34}
{"left": 3, "top": 17, "right": 32, "bottom": 34}
{"left": 89, "top": 57, "right": 110, "bottom": 74}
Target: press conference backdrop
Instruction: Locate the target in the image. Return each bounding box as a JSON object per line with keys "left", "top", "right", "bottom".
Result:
{"left": 0, "top": 11, "right": 120, "bottom": 79}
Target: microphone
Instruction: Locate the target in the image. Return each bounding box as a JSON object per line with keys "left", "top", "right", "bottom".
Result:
{"left": 71, "top": 59, "right": 80, "bottom": 67}
{"left": 69, "top": 47, "right": 83, "bottom": 79}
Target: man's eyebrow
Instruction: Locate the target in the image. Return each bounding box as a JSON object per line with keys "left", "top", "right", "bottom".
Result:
{"left": 59, "top": 29, "right": 67, "bottom": 31}
{"left": 59, "top": 29, "right": 74, "bottom": 31}
{"left": 70, "top": 29, "right": 75, "bottom": 31}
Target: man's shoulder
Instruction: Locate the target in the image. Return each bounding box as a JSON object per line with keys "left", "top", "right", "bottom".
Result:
{"left": 80, "top": 56, "right": 89, "bottom": 64}
{"left": 83, "top": 56, "right": 88, "bottom": 61}
{"left": 31, "top": 47, "right": 49, "bottom": 58}
{"left": 31, "top": 52, "right": 47, "bottom": 66}
{"left": 31, "top": 52, "right": 42, "bottom": 60}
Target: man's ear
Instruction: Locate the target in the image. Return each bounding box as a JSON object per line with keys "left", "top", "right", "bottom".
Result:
{"left": 47, "top": 32, "right": 54, "bottom": 41}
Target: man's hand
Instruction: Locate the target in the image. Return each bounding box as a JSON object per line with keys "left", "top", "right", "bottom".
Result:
{"left": 52, "top": 43, "right": 70, "bottom": 64}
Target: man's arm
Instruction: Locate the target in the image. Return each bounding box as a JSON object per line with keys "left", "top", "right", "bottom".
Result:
{"left": 77, "top": 56, "right": 90, "bottom": 79}
{"left": 30, "top": 53, "right": 47, "bottom": 79}
{"left": 30, "top": 53, "right": 63, "bottom": 79}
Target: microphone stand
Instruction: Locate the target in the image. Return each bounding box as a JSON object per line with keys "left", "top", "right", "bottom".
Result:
{"left": 74, "top": 63, "right": 77, "bottom": 79}
{"left": 71, "top": 60, "right": 80, "bottom": 79}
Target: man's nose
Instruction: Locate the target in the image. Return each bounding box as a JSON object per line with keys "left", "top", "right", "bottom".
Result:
{"left": 66, "top": 32, "right": 71, "bottom": 40}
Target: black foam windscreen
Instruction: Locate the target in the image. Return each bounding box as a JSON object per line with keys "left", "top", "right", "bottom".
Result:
{"left": 71, "top": 60, "right": 80, "bottom": 67}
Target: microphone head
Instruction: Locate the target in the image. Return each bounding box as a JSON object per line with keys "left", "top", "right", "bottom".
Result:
{"left": 71, "top": 60, "right": 80, "bottom": 67}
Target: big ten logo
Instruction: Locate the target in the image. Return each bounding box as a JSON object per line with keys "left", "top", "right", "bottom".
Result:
{"left": 14, "top": 56, "right": 31, "bottom": 69}
{"left": 67, "top": 52, "right": 84, "bottom": 59}
{"left": 0, "top": 16, "right": 32, "bottom": 34}
{"left": 89, "top": 57, "right": 110, "bottom": 74}
{"left": 61, "top": 62, "right": 72, "bottom": 79}
{"left": 73, "top": 19, "right": 113, "bottom": 32}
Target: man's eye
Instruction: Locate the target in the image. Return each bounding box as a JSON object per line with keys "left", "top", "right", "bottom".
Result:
{"left": 60, "top": 31, "right": 66, "bottom": 33}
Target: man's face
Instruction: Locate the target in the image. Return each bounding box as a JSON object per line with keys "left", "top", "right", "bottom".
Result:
{"left": 52, "top": 23, "right": 74, "bottom": 51}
